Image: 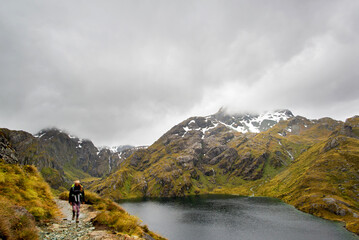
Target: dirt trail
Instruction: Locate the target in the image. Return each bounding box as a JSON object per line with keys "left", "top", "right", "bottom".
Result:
{"left": 39, "top": 199, "right": 124, "bottom": 240}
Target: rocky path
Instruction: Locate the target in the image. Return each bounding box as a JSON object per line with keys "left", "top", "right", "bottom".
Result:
{"left": 39, "top": 199, "right": 124, "bottom": 240}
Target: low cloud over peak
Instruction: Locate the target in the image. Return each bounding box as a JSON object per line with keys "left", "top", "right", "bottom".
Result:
{"left": 0, "top": 0, "right": 358, "bottom": 146}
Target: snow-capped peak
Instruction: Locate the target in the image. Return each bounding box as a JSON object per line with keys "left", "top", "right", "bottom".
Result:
{"left": 180, "top": 109, "right": 294, "bottom": 139}
{"left": 211, "top": 109, "right": 293, "bottom": 133}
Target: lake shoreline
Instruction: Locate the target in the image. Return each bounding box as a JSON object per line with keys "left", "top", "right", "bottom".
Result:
{"left": 119, "top": 195, "right": 359, "bottom": 240}
{"left": 115, "top": 192, "right": 358, "bottom": 237}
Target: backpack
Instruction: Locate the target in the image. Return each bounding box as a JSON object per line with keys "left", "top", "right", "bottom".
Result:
{"left": 70, "top": 184, "right": 84, "bottom": 203}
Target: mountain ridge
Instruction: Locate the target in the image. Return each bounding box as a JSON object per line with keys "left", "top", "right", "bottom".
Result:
{"left": 0, "top": 127, "right": 126, "bottom": 190}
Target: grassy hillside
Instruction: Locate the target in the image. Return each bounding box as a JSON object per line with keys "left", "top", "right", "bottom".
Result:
{"left": 0, "top": 160, "right": 59, "bottom": 239}
{"left": 256, "top": 117, "right": 359, "bottom": 233}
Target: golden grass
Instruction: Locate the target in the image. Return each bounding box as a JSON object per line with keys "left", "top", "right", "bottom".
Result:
{"left": 0, "top": 196, "right": 39, "bottom": 240}
{"left": 0, "top": 161, "right": 58, "bottom": 221}
{"left": 0, "top": 160, "right": 59, "bottom": 239}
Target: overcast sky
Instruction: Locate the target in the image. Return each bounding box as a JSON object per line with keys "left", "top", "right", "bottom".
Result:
{"left": 1, "top": 0, "right": 358, "bottom": 146}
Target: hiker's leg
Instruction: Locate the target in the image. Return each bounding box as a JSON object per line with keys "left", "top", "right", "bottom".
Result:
{"left": 72, "top": 203, "right": 76, "bottom": 220}
{"left": 76, "top": 202, "right": 80, "bottom": 215}
{"left": 75, "top": 202, "right": 80, "bottom": 221}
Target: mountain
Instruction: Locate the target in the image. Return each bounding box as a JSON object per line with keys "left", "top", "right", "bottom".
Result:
{"left": 0, "top": 128, "right": 133, "bottom": 190}
{"left": 89, "top": 111, "right": 359, "bottom": 234}
{"left": 96, "top": 145, "right": 148, "bottom": 174}
{"left": 89, "top": 109, "right": 315, "bottom": 198}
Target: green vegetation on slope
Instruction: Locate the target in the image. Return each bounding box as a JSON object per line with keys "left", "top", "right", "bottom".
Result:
{"left": 257, "top": 119, "right": 359, "bottom": 234}
{"left": 0, "top": 160, "right": 59, "bottom": 239}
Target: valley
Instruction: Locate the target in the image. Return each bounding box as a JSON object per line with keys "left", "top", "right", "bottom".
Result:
{"left": 1, "top": 109, "right": 359, "bottom": 237}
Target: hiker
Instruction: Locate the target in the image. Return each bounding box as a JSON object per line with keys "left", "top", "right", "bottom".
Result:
{"left": 69, "top": 180, "right": 85, "bottom": 222}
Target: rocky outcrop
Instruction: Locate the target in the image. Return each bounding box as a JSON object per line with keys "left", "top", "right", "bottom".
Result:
{"left": 342, "top": 116, "right": 359, "bottom": 139}
{"left": 0, "top": 130, "right": 18, "bottom": 164}
{"left": 322, "top": 136, "right": 345, "bottom": 153}
{"left": 129, "top": 149, "right": 150, "bottom": 169}
{"left": 230, "top": 153, "right": 268, "bottom": 180}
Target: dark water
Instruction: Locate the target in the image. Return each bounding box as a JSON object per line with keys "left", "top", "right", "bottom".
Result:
{"left": 120, "top": 195, "right": 359, "bottom": 240}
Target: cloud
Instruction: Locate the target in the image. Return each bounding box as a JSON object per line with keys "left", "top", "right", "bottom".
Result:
{"left": 0, "top": 0, "right": 358, "bottom": 146}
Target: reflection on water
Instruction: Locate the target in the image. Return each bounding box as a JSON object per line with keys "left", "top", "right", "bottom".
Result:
{"left": 120, "top": 195, "right": 359, "bottom": 240}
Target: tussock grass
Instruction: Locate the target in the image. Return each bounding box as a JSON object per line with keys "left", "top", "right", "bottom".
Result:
{"left": 0, "top": 160, "right": 59, "bottom": 239}
{"left": 0, "top": 196, "right": 38, "bottom": 240}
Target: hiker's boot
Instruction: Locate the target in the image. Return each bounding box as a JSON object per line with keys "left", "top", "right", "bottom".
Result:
{"left": 76, "top": 214, "right": 79, "bottom": 223}
{"left": 72, "top": 211, "right": 75, "bottom": 220}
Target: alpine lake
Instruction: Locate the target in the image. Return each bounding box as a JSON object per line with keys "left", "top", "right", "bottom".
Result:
{"left": 119, "top": 195, "right": 359, "bottom": 240}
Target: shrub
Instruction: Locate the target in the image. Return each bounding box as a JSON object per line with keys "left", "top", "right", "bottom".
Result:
{"left": 104, "top": 199, "right": 125, "bottom": 212}
{"left": 85, "top": 191, "right": 102, "bottom": 205}
{"left": 59, "top": 191, "right": 68, "bottom": 201}
{"left": 142, "top": 224, "right": 149, "bottom": 233}
{"left": 29, "top": 207, "right": 46, "bottom": 221}
{"left": 93, "top": 211, "right": 140, "bottom": 235}
{"left": 0, "top": 210, "right": 12, "bottom": 240}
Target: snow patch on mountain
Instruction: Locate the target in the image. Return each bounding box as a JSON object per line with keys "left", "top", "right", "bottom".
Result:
{"left": 210, "top": 109, "right": 294, "bottom": 133}
{"left": 34, "top": 132, "right": 46, "bottom": 138}
{"left": 97, "top": 145, "right": 148, "bottom": 154}
{"left": 201, "top": 122, "right": 219, "bottom": 139}
{"left": 76, "top": 139, "right": 83, "bottom": 148}
{"left": 180, "top": 109, "right": 294, "bottom": 138}
{"left": 97, "top": 145, "right": 122, "bottom": 153}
